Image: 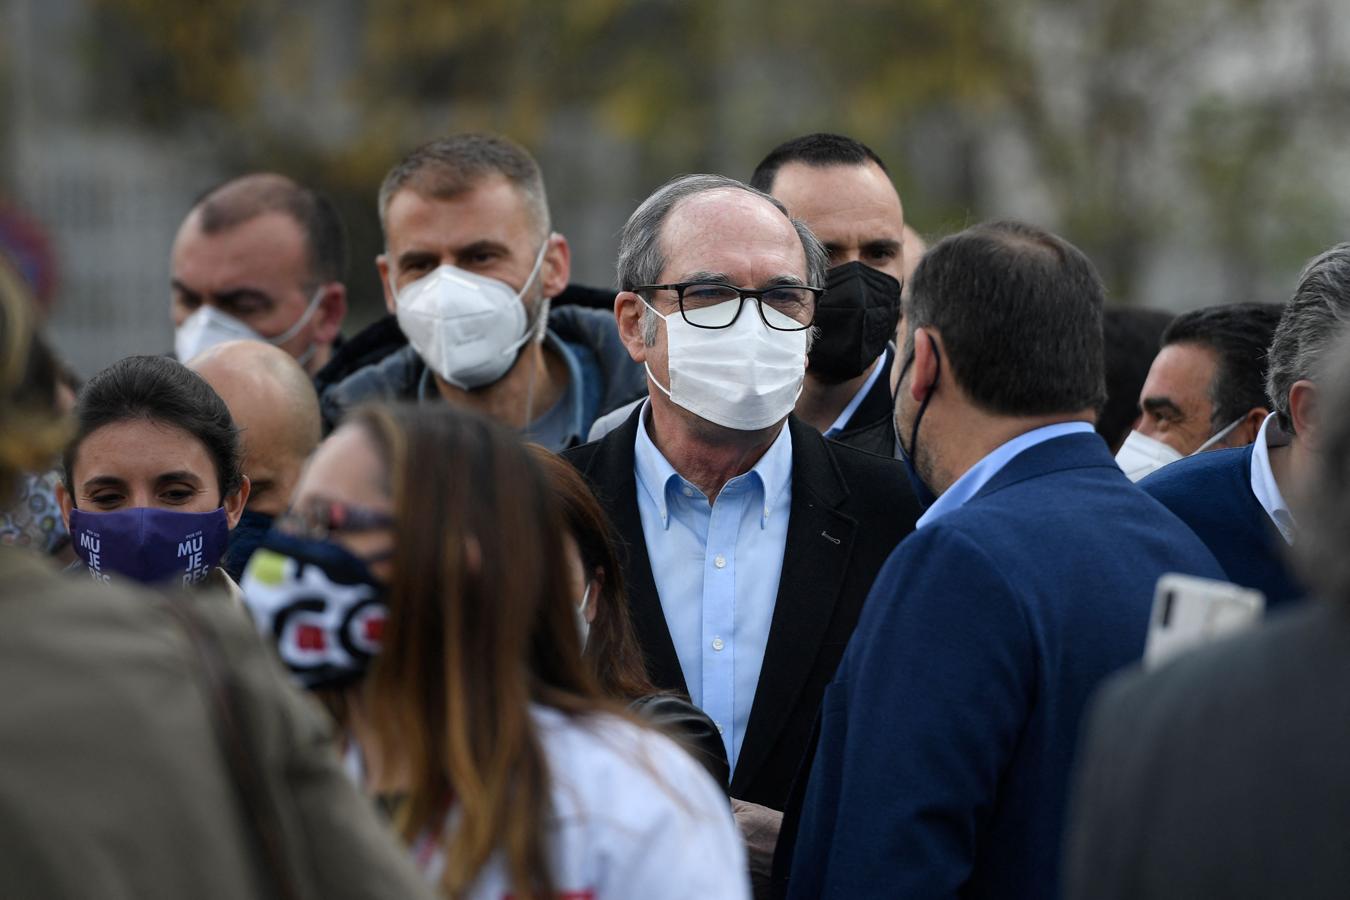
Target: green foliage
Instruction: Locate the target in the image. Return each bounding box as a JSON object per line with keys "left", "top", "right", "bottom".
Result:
{"left": 78, "top": 0, "right": 1350, "bottom": 310}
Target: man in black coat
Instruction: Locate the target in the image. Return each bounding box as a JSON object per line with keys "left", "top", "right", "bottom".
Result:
{"left": 564, "top": 173, "right": 918, "bottom": 813}
{"left": 1064, "top": 330, "right": 1350, "bottom": 900}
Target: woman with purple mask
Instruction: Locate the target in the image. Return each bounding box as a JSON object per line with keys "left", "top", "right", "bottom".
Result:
{"left": 56, "top": 355, "right": 250, "bottom": 595}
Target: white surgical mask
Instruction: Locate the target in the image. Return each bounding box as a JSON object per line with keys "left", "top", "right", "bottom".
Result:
{"left": 393, "top": 239, "right": 550, "bottom": 390}
{"left": 641, "top": 297, "right": 807, "bottom": 431}
{"left": 1116, "top": 415, "right": 1246, "bottom": 482}
{"left": 174, "top": 285, "right": 325, "bottom": 367}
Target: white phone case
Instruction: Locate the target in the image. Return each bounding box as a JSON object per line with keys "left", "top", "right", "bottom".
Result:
{"left": 1143, "top": 573, "right": 1265, "bottom": 669}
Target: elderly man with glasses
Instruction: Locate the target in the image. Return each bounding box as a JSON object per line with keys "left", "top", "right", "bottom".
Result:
{"left": 565, "top": 175, "right": 919, "bottom": 824}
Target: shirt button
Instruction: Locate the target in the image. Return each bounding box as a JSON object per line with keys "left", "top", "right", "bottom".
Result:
{"left": 682, "top": 485, "right": 695, "bottom": 497}
{"left": 712, "top": 637, "right": 725, "bottom": 651}
{"left": 714, "top": 554, "right": 727, "bottom": 569}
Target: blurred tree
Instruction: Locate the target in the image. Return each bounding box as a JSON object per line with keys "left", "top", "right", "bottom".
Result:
{"left": 79, "top": 0, "right": 1350, "bottom": 311}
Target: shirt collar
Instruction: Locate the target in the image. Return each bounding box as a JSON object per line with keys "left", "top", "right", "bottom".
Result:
{"left": 824, "top": 351, "right": 889, "bottom": 438}
{"left": 917, "top": 421, "right": 1096, "bottom": 529}
{"left": 633, "top": 400, "right": 794, "bottom": 530}
{"left": 1249, "top": 412, "right": 1296, "bottom": 544}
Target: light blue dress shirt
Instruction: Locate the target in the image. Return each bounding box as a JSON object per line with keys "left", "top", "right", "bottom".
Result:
{"left": 633, "top": 403, "right": 794, "bottom": 770}
{"left": 917, "top": 421, "right": 1096, "bottom": 529}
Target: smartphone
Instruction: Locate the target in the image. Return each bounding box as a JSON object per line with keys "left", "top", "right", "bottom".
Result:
{"left": 1143, "top": 574, "right": 1265, "bottom": 669}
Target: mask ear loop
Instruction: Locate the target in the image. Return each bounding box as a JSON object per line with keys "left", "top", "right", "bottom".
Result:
{"left": 1193, "top": 415, "right": 1244, "bottom": 454}
{"left": 898, "top": 332, "right": 941, "bottom": 462}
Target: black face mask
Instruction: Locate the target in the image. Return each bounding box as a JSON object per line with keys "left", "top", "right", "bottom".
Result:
{"left": 222, "top": 508, "right": 275, "bottom": 583}
{"left": 808, "top": 261, "right": 903, "bottom": 382}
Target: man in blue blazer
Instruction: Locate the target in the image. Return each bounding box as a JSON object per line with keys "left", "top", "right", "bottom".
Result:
{"left": 780, "top": 221, "right": 1225, "bottom": 899}
{"left": 1136, "top": 245, "right": 1350, "bottom": 609}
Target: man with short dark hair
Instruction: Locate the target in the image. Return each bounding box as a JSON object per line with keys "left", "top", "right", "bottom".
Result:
{"left": 1116, "top": 302, "right": 1282, "bottom": 480}
{"left": 319, "top": 134, "right": 644, "bottom": 449}
{"left": 565, "top": 174, "right": 919, "bottom": 814}
{"left": 1138, "top": 248, "right": 1350, "bottom": 608}
{"left": 1065, "top": 330, "right": 1350, "bottom": 900}
{"left": 780, "top": 221, "right": 1224, "bottom": 899}
{"left": 171, "top": 173, "right": 349, "bottom": 375}
{"left": 750, "top": 133, "right": 906, "bottom": 455}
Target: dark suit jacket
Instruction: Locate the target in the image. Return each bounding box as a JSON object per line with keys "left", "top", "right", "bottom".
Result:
{"left": 1139, "top": 443, "right": 1305, "bottom": 608}
{"left": 781, "top": 433, "right": 1226, "bottom": 899}
{"left": 1066, "top": 600, "right": 1350, "bottom": 900}
{"left": 830, "top": 346, "right": 899, "bottom": 458}
{"left": 563, "top": 407, "right": 919, "bottom": 810}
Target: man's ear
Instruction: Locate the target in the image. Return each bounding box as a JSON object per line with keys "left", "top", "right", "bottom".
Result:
{"left": 1289, "top": 380, "right": 1319, "bottom": 448}
{"left": 615, "top": 291, "right": 648, "bottom": 364}
{"left": 376, "top": 254, "right": 396, "bottom": 315}
{"left": 313, "top": 283, "right": 347, "bottom": 345}
{"left": 1235, "top": 407, "right": 1270, "bottom": 447}
{"left": 906, "top": 327, "right": 942, "bottom": 404}
{"left": 224, "top": 476, "right": 252, "bottom": 530}
{"left": 56, "top": 480, "right": 73, "bottom": 532}
{"left": 541, "top": 233, "right": 572, "bottom": 299}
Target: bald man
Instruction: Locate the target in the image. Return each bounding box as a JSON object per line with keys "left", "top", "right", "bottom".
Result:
{"left": 188, "top": 340, "right": 322, "bottom": 579}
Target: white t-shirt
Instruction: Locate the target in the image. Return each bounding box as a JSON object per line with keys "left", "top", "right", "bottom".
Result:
{"left": 413, "top": 706, "right": 749, "bottom": 900}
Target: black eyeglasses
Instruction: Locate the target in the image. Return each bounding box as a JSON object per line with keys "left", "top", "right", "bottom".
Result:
{"left": 634, "top": 281, "right": 820, "bottom": 331}
{"left": 278, "top": 499, "right": 395, "bottom": 542}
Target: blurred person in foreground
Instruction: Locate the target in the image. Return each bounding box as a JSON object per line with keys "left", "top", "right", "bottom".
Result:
{"left": 188, "top": 340, "right": 322, "bottom": 581}
{"left": 1138, "top": 250, "right": 1350, "bottom": 609}
{"left": 565, "top": 174, "right": 920, "bottom": 815}
{"left": 1117, "top": 302, "right": 1283, "bottom": 480}
{"left": 171, "top": 173, "right": 349, "bottom": 375}
{"left": 56, "top": 355, "right": 251, "bottom": 596}
{"left": 241, "top": 403, "right": 747, "bottom": 898}
{"left": 779, "top": 221, "right": 1224, "bottom": 899}
{"left": 1065, "top": 330, "right": 1350, "bottom": 900}
{"left": 0, "top": 263, "right": 434, "bottom": 899}
{"left": 318, "top": 134, "right": 645, "bottom": 448}
{"left": 1095, "top": 306, "right": 1175, "bottom": 454}
{"left": 0, "top": 327, "right": 77, "bottom": 561}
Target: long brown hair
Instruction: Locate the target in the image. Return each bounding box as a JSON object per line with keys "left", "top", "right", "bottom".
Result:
{"left": 351, "top": 403, "right": 611, "bottom": 898}
{"left": 528, "top": 445, "right": 658, "bottom": 701}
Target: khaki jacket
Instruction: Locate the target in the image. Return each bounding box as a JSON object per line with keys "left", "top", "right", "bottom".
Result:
{"left": 0, "top": 547, "right": 436, "bottom": 900}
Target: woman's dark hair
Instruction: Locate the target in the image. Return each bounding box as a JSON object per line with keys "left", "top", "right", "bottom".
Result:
{"left": 62, "top": 355, "right": 243, "bottom": 501}
{"left": 528, "top": 445, "right": 658, "bottom": 701}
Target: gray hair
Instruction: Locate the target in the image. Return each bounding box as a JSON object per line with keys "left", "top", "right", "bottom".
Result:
{"left": 1266, "top": 243, "right": 1350, "bottom": 434}
{"left": 377, "top": 134, "right": 550, "bottom": 241}
{"left": 616, "top": 174, "right": 827, "bottom": 346}
{"left": 1297, "top": 329, "right": 1350, "bottom": 601}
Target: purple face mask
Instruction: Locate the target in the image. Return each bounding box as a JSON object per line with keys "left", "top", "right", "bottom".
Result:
{"left": 69, "top": 507, "right": 231, "bottom": 587}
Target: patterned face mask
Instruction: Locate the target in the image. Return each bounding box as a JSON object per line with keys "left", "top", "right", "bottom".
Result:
{"left": 240, "top": 529, "right": 388, "bottom": 691}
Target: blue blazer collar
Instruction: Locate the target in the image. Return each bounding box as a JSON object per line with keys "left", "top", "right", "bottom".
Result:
{"left": 972, "top": 431, "right": 1119, "bottom": 502}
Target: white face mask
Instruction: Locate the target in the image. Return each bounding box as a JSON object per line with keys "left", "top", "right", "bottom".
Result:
{"left": 174, "top": 285, "right": 324, "bottom": 367}
{"left": 1116, "top": 430, "right": 1183, "bottom": 482}
{"left": 1115, "top": 415, "right": 1245, "bottom": 482}
{"left": 641, "top": 297, "right": 807, "bottom": 431}
{"left": 393, "top": 239, "right": 550, "bottom": 390}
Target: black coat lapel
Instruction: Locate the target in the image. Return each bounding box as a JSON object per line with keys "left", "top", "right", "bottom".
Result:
{"left": 569, "top": 406, "right": 688, "bottom": 695}
{"left": 731, "top": 417, "right": 856, "bottom": 796}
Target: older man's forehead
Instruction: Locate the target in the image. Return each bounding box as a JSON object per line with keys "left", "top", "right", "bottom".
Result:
{"left": 660, "top": 189, "right": 806, "bottom": 280}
